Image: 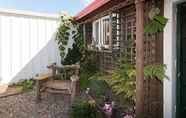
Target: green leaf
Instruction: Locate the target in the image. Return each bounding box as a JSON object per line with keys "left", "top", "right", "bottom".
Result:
{"left": 144, "top": 64, "right": 167, "bottom": 81}
{"left": 154, "top": 15, "right": 168, "bottom": 25}
{"left": 144, "top": 15, "right": 168, "bottom": 33}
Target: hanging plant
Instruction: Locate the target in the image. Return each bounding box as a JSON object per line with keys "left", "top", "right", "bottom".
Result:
{"left": 144, "top": 7, "right": 168, "bottom": 33}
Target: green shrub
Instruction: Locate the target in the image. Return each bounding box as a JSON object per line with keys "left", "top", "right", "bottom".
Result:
{"left": 103, "top": 62, "right": 136, "bottom": 106}
{"left": 16, "top": 79, "right": 34, "bottom": 91}
{"left": 80, "top": 51, "right": 99, "bottom": 90}
{"left": 70, "top": 99, "right": 103, "bottom": 118}
{"left": 87, "top": 73, "right": 111, "bottom": 97}
{"left": 80, "top": 72, "right": 112, "bottom": 106}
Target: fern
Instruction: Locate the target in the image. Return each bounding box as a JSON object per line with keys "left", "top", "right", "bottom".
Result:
{"left": 144, "top": 64, "right": 167, "bottom": 81}
{"left": 102, "top": 57, "right": 136, "bottom": 103}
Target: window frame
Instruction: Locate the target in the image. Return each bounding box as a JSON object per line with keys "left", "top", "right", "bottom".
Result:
{"left": 92, "top": 15, "right": 111, "bottom": 50}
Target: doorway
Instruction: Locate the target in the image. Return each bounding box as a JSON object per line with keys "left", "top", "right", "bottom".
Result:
{"left": 177, "top": 2, "right": 186, "bottom": 118}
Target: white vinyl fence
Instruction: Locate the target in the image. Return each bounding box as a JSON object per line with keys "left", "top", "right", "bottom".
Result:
{"left": 0, "top": 9, "right": 61, "bottom": 84}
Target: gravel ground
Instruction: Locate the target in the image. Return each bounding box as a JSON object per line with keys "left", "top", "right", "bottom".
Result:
{"left": 0, "top": 90, "right": 71, "bottom": 118}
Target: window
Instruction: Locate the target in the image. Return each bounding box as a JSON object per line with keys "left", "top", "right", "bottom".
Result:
{"left": 92, "top": 16, "right": 111, "bottom": 49}
{"left": 102, "top": 16, "right": 110, "bottom": 48}
{"left": 93, "top": 20, "right": 100, "bottom": 46}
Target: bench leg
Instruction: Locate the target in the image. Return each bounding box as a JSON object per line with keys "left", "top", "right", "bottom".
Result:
{"left": 71, "top": 76, "right": 80, "bottom": 102}
{"left": 36, "top": 80, "right": 41, "bottom": 103}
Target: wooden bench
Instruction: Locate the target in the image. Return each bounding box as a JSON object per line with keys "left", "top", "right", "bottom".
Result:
{"left": 34, "top": 73, "right": 53, "bottom": 81}
{"left": 34, "top": 63, "right": 80, "bottom": 103}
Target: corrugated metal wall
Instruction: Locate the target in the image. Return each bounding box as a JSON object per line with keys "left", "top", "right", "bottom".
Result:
{"left": 0, "top": 10, "right": 61, "bottom": 84}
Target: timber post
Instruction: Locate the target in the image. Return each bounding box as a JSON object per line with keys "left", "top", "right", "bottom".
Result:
{"left": 35, "top": 75, "right": 41, "bottom": 103}
{"left": 135, "top": 0, "right": 145, "bottom": 118}
{"left": 70, "top": 65, "right": 80, "bottom": 102}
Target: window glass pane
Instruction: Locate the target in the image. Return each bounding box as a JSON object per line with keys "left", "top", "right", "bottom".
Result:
{"left": 92, "top": 15, "right": 111, "bottom": 49}
{"left": 95, "top": 22, "right": 99, "bottom": 45}
{"left": 102, "top": 17, "right": 110, "bottom": 47}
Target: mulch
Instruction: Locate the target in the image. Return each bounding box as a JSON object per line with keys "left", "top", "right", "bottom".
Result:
{"left": 0, "top": 89, "right": 71, "bottom": 118}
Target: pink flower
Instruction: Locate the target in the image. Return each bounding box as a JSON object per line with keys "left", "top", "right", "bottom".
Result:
{"left": 123, "top": 114, "right": 134, "bottom": 118}
{"left": 103, "top": 103, "right": 112, "bottom": 113}
{"left": 103, "top": 103, "right": 112, "bottom": 117}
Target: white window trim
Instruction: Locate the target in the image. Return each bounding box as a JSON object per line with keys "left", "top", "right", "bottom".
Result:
{"left": 163, "top": 0, "right": 185, "bottom": 118}
{"left": 92, "top": 20, "right": 100, "bottom": 48}
{"left": 92, "top": 15, "right": 111, "bottom": 50}
{"left": 101, "top": 15, "right": 110, "bottom": 49}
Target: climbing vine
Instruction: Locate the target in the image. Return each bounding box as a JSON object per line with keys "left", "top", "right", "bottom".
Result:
{"left": 143, "top": 3, "right": 168, "bottom": 81}
{"left": 144, "top": 6, "right": 168, "bottom": 33}
{"left": 56, "top": 13, "right": 84, "bottom": 65}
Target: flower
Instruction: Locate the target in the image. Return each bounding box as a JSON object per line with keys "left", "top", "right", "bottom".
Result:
{"left": 123, "top": 114, "right": 134, "bottom": 118}
{"left": 103, "top": 103, "right": 112, "bottom": 116}
{"left": 88, "top": 100, "right": 96, "bottom": 107}
{"left": 85, "top": 88, "right": 90, "bottom": 94}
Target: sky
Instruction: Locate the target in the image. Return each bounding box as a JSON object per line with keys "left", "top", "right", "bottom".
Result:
{"left": 0, "top": 0, "right": 94, "bottom": 16}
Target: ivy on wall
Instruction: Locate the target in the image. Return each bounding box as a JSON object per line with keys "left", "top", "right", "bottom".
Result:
{"left": 56, "top": 13, "right": 84, "bottom": 65}
{"left": 63, "top": 25, "right": 84, "bottom": 65}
